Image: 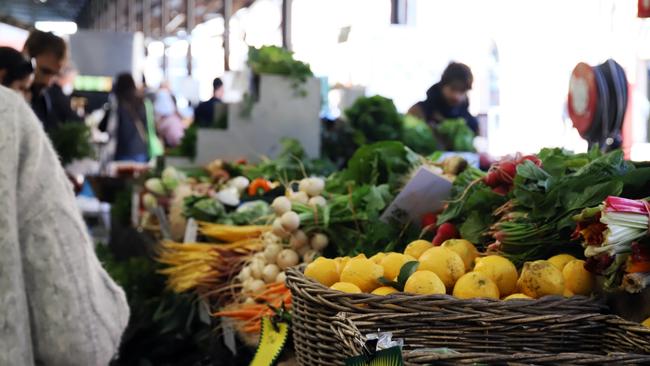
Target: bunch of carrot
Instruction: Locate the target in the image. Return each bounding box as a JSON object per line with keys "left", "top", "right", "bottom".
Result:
{"left": 213, "top": 282, "right": 291, "bottom": 334}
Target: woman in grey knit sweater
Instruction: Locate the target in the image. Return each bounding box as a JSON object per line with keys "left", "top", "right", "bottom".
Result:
{"left": 0, "top": 85, "right": 129, "bottom": 365}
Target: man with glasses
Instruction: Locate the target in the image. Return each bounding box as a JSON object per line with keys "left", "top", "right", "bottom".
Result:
{"left": 23, "top": 30, "right": 67, "bottom": 131}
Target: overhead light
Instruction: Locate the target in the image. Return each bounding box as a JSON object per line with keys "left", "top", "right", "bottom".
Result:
{"left": 35, "top": 21, "right": 77, "bottom": 35}
{"left": 38, "top": 0, "right": 48, "bottom": 3}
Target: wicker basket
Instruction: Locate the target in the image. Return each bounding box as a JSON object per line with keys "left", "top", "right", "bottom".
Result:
{"left": 332, "top": 313, "right": 650, "bottom": 365}
{"left": 285, "top": 266, "right": 611, "bottom": 366}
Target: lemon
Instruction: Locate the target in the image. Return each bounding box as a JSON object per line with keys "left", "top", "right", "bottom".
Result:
{"left": 304, "top": 257, "right": 339, "bottom": 287}
{"left": 504, "top": 293, "right": 532, "bottom": 300}
{"left": 563, "top": 288, "right": 574, "bottom": 297}
{"left": 330, "top": 282, "right": 362, "bottom": 294}
{"left": 453, "top": 272, "right": 500, "bottom": 299}
{"left": 517, "top": 260, "right": 565, "bottom": 298}
{"left": 548, "top": 254, "right": 577, "bottom": 271}
{"left": 369, "top": 252, "right": 386, "bottom": 264}
{"left": 340, "top": 257, "right": 384, "bottom": 293}
{"left": 334, "top": 257, "right": 351, "bottom": 276}
{"left": 473, "top": 255, "right": 518, "bottom": 296}
{"left": 642, "top": 317, "right": 650, "bottom": 327}
{"left": 404, "top": 240, "right": 433, "bottom": 259}
{"left": 562, "top": 259, "right": 594, "bottom": 296}
{"left": 418, "top": 247, "right": 466, "bottom": 289}
{"left": 380, "top": 252, "right": 416, "bottom": 280}
{"left": 371, "top": 286, "right": 398, "bottom": 295}
{"left": 404, "top": 270, "right": 446, "bottom": 295}
{"left": 441, "top": 239, "right": 479, "bottom": 270}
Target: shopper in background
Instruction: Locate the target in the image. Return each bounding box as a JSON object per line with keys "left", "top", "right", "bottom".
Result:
{"left": 408, "top": 62, "right": 479, "bottom": 134}
{"left": 48, "top": 64, "right": 83, "bottom": 124}
{"left": 0, "top": 46, "right": 33, "bottom": 101}
{"left": 0, "top": 85, "right": 129, "bottom": 365}
{"left": 154, "top": 82, "right": 185, "bottom": 147}
{"left": 23, "top": 30, "right": 67, "bottom": 131}
{"left": 100, "top": 73, "right": 163, "bottom": 162}
{"left": 194, "top": 77, "right": 224, "bottom": 127}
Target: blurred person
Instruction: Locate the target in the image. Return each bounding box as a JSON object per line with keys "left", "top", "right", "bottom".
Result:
{"left": 23, "top": 30, "right": 67, "bottom": 130}
{"left": 408, "top": 62, "right": 479, "bottom": 134}
{"left": 48, "top": 64, "right": 83, "bottom": 124}
{"left": 0, "top": 85, "right": 129, "bottom": 365}
{"left": 154, "top": 82, "right": 185, "bottom": 147}
{"left": 0, "top": 46, "right": 33, "bottom": 101}
{"left": 194, "top": 77, "right": 224, "bottom": 127}
{"left": 100, "top": 73, "right": 163, "bottom": 162}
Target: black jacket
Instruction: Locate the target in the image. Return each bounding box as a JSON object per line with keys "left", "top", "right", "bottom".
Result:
{"left": 417, "top": 83, "right": 479, "bottom": 134}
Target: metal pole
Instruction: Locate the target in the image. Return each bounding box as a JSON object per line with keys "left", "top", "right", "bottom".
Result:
{"left": 281, "top": 0, "right": 292, "bottom": 51}
{"left": 186, "top": 0, "right": 195, "bottom": 75}
{"left": 223, "top": 0, "right": 232, "bottom": 71}
{"left": 143, "top": 0, "right": 151, "bottom": 37}
{"left": 161, "top": 0, "right": 167, "bottom": 37}
{"left": 128, "top": 0, "right": 136, "bottom": 32}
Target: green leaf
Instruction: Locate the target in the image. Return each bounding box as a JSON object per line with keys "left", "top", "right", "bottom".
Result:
{"left": 396, "top": 261, "right": 419, "bottom": 290}
{"left": 377, "top": 277, "right": 400, "bottom": 289}
{"left": 459, "top": 211, "right": 490, "bottom": 244}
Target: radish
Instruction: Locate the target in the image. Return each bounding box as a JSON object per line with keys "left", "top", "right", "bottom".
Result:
{"left": 271, "top": 196, "right": 292, "bottom": 216}
{"left": 230, "top": 176, "right": 250, "bottom": 193}
{"left": 272, "top": 218, "right": 290, "bottom": 238}
{"left": 238, "top": 266, "right": 252, "bottom": 281}
{"left": 280, "top": 211, "right": 300, "bottom": 232}
{"left": 249, "top": 279, "right": 266, "bottom": 293}
{"left": 250, "top": 259, "right": 265, "bottom": 279}
{"left": 243, "top": 297, "right": 255, "bottom": 305}
{"left": 262, "top": 264, "right": 280, "bottom": 283}
{"left": 302, "top": 250, "right": 318, "bottom": 263}
{"left": 275, "top": 272, "right": 286, "bottom": 283}
{"left": 298, "top": 178, "right": 311, "bottom": 194}
{"left": 264, "top": 243, "right": 282, "bottom": 264}
{"left": 432, "top": 222, "right": 458, "bottom": 246}
{"left": 305, "top": 177, "right": 325, "bottom": 197}
{"left": 308, "top": 196, "right": 327, "bottom": 207}
{"left": 276, "top": 249, "right": 300, "bottom": 269}
{"left": 310, "top": 233, "right": 329, "bottom": 251}
{"left": 289, "top": 190, "right": 309, "bottom": 205}
{"left": 290, "top": 230, "right": 308, "bottom": 249}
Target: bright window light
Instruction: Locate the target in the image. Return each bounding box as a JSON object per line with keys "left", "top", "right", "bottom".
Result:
{"left": 35, "top": 21, "right": 78, "bottom": 35}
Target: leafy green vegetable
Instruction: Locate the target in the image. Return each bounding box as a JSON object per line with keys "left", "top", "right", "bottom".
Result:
{"left": 326, "top": 141, "right": 421, "bottom": 194}
{"left": 219, "top": 200, "right": 271, "bottom": 225}
{"left": 248, "top": 46, "right": 313, "bottom": 92}
{"left": 47, "top": 122, "right": 94, "bottom": 164}
{"left": 182, "top": 196, "right": 226, "bottom": 222}
{"left": 167, "top": 123, "right": 197, "bottom": 159}
{"left": 345, "top": 95, "right": 403, "bottom": 144}
{"left": 401, "top": 115, "right": 438, "bottom": 155}
{"left": 435, "top": 118, "right": 475, "bottom": 152}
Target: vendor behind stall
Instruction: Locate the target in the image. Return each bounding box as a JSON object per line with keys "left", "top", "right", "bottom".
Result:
{"left": 408, "top": 62, "right": 479, "bottom": 135}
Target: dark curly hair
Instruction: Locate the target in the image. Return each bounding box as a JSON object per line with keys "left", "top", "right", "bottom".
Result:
{"left": 441, "top": 62, "right": 473, "bottom": 91}
{"left": 0, "top": 46, "right": 33, "bottom": 87}
{"left": 24, "top": 30, "right": 67, "bottom": 59}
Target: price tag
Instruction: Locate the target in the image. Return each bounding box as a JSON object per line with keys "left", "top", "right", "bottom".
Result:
{"left": 250, "top": 317, "right": 289, "bottom": 366}
{"left": 184, "top": 218, "right": 198, "bottom": 243}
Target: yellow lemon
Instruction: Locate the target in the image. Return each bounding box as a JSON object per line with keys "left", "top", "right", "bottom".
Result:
{"left": 369, "top": 252, "right": 386, "bottom": 264}
{"left": 334, "top": 257, "right": 351, "bottom": 276}
{"left": 404, "top": 240, "right": 434, "bottom": 259}
{"left": 504, "top": 293, "right": 532, "bottom": 300}
{"left": 441, "top": 239, "right": 479, "bottom": 270}
{"left": 380, "top": 252, "right": 417, "bottom": 281}
{"left": 473, "top": 255, "right": 518, "bottom": 296}
{"left": 418, "top": 247, "right": 466, "bottom": 289}
{"left": 371, "top": 286, "right": 398, "bottom": 295}
{"left": 548, "top": 254, "right": 577, "bottom": 271}
{"left": 340, "top": 257, "right": 384, "bottom": 293}
{"left": 642, "top": 317, "right": 650, "bottom": 327}
{"left": 517, "top": 260, "right": 565, "bottom": 298}
{"left": 304, "top": 257, "right": 339, "bottom": 287}
{"left": 403, "top": 270, "right": 446, "bottom": 295}
{"left": 330, "top": 282, "right": 362, "bottom": 294}
{"left": 453, "top": 272, "right": 500, "bottom": 299}
{"left": 562, "top": 259, "right": 594, "bottom": 296}
{"left": 563, "top": 288, "right": 574, "bottom": 297}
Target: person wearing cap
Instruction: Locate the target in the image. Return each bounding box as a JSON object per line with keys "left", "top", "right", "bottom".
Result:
{"left": 408, "top": 62, "right": 479, "bottom": 134}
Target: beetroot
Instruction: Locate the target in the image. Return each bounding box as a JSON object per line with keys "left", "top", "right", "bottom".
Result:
{"left": 432, "top": 222, "right": 458, "bottom": 246}
{"left": 421, "top": 212, "right": 437, "bottom": 228}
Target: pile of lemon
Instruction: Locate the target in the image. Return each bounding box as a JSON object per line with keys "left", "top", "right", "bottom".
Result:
{"left": 304, "top": 239, "right": 595, "bottom": 300}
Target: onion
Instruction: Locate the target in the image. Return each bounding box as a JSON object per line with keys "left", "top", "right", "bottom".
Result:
{"left": 289, "top": 190, "right": 309, "bottom": 205}
{"left": 276, "top": 249, "right": 300, "bottom": 269}
{"left": 250, "top": 259, "right": 265, "bottom": 279}
{"left": 275, "top": 272, "right": 286, "bottom": 283}
{"left": 272, "top": 218, "right": 290, "bottom": 238}
{"left": 302, "top": 250, "right": 318, "bottom": 264}
{"left": 310, "top": 233, "right": 329, "bottom": 251}
{"left": 262, "top": 264, "right": 280, "bottom": 283}
{"left": 308, "top": 196, "right": 326, "bottom": 207}
{"left": 264, "top": 243, "right": 282, "bottom": 264}
{"left": 249, "top": 279, "right": 266, "bottom": 293}
{"left": 305, "top": 177, "right": 325, "bottom": 197}
{"left": 242, "top": 278, "right": 254, "bottom": 292}
{"left": 238, "top": 266, "right": 252, "bottom": 281}
{"left": 280, "top": 211, "right": 300, "bottom": 232}
{"left": 271, "top": 196, "right": 292, "bottom": 216}
{"left": 289, "top": 230, "right": 308, "bottom": 249}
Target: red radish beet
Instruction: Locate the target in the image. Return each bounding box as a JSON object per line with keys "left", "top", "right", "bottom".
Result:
{"left": 492, "top": 185, "right": 509, "bottom": 196}
{"left": 519, "top": 155, "right": 542, "bottom": 166}
{"left": 432, "top": 222, "right": 458, "bottom": 246}
{"left": 483, "top": 172, "right": 499, "bottom": 187}
{"left": 499, "top": 161, "right": 517, "bottom": 179}
{"left": 421, "top": 212, "right": 437, "bottom": 228}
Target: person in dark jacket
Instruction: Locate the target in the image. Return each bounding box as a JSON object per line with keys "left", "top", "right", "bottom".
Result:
{"left": 408, "top": 62, "right": 479, "bottom": 134}
{"left": 101, "top": 74, "right": 150, "bottom": 162}
{"left": 48, "top": 65, "right": 83, "bottom": 124}
{"left": 0, "top": 46, "right": 33, "bottom": 101}
{"left": 23, "top": 30, "right": 67, "bottom": 131}
{"left": 194, "top": 77, "right": 224, "bottom": 127}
